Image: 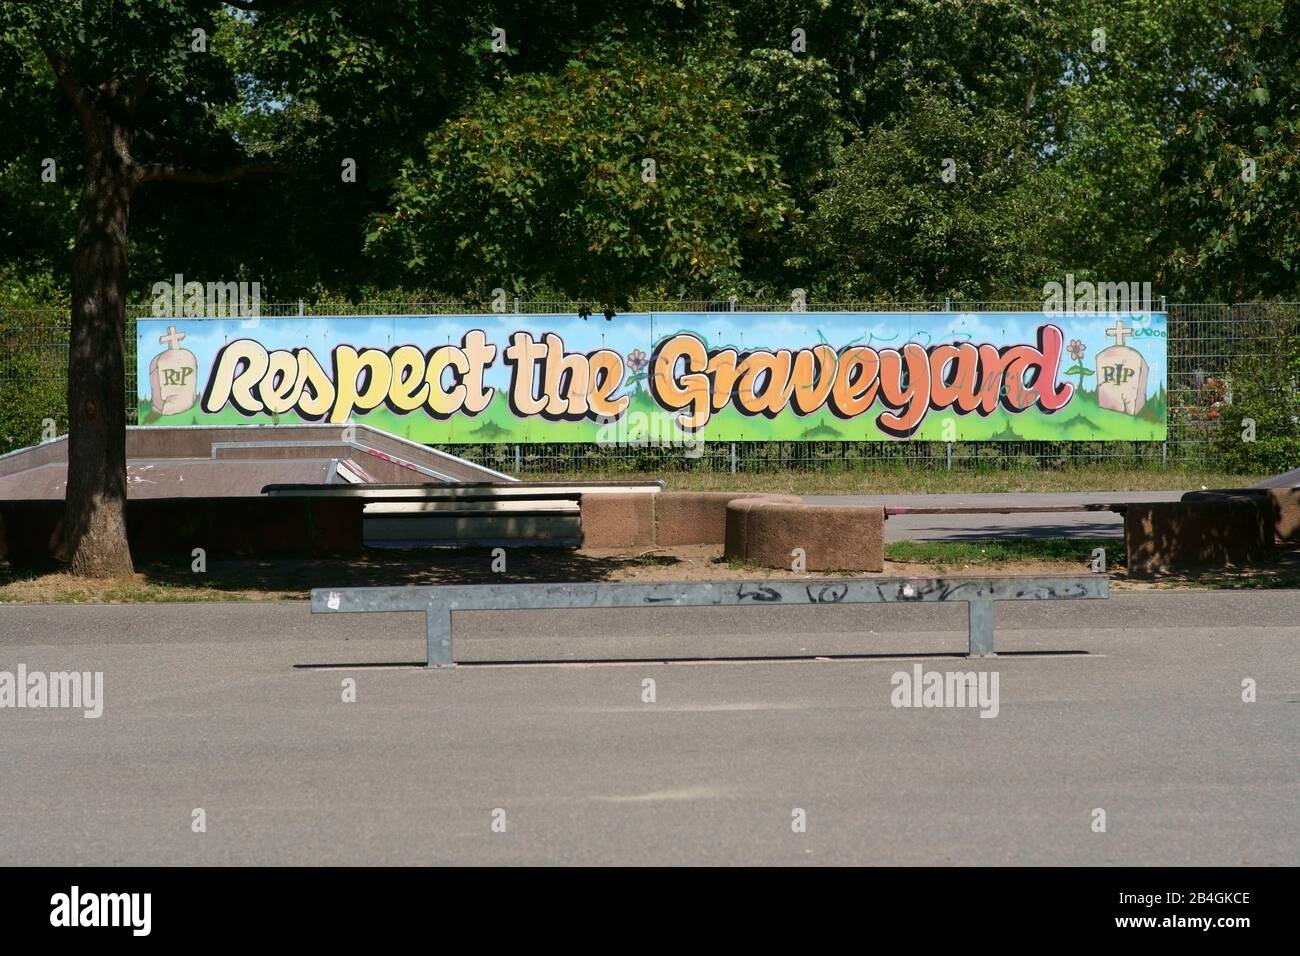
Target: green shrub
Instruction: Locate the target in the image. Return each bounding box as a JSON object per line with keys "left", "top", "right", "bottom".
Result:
{"left": 1212, "top": 318, "right": 1300, "bottom": 475}
{"left": 0, "top": 313, "right": 67, "bottom": 454}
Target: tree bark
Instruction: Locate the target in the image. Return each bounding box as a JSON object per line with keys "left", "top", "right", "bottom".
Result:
{"left": 43, "top": 48, "right": 285, "bottom": 577}
{"left": 63, "top": 115, "right": 135, "bottom": 577}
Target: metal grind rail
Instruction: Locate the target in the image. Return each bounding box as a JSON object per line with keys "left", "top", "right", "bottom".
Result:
{"left": 310, "top": 575, "right": 1108, "bottom": 667}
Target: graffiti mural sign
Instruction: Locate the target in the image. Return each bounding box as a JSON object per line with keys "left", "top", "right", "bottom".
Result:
{"left": 135, "top": 312, "right": 1168, "bottom": 442}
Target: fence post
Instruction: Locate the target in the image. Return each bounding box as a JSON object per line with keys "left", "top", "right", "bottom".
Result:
{"left": 426, "top": 606, "right": 455, "bottom": 668}
{"left": 967, "top": 600, "right": 995, "bottom": 657}
{"left": 514, "top": 444, "right": 522, "bottom": 473}
{"left": 730, "top": 442, "right": 737, "bottom": 474}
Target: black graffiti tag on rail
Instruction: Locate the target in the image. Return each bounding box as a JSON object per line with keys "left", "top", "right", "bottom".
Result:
{"left": 890, "top": 579, "right": 987, "bottom": 602}
{"left": 806, "top": 584, "right": 848, "bottom": 604}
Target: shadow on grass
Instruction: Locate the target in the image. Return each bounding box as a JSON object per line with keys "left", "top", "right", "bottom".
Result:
{"left": 4, "top": 540, "right": 1299, "bottom": 600}
{"left": 884, "top": 537, "right": 1300, "bottom": 588}
{"left": 1131, "top": 547, "right": 1300, "bottom": 589}
{"left": 0, "top": 548, "right": 686, "bottom": 600}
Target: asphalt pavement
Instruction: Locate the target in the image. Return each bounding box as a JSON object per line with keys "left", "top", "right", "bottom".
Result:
{"left": 1, "top": 589, "right": 1296, "bottom": 865}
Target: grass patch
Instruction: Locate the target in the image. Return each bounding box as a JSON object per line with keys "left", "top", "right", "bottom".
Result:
{"left": 884, "top": 538, "right": 1300, "bottom": 588}
{"left": 523, "top": 467, "right": 1263, "bottom": 496}
{"left": 885, "top": 538, "right": 1121, "bottom": 568}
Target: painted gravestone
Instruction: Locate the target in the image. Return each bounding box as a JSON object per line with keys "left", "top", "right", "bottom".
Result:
{"left": 147, "top": 325, "right": 198, "bottom": 416}
{"left": 1096, "top": 319, "right": 1149, "bottom": 416}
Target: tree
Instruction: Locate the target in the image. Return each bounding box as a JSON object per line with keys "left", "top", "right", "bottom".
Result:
{"left": 1041, "top": 0, "right": 1275, "bottom": 293}
{"left": 794, "top": 90, "right": 1063, "bottom": 301}
{"left": 1160, "top": 0, "right": 1299, "bottom": 300}
{"left": 0, "top": 1, "right": 301, "bottom": 575}
{"left": 0, "top": 0, "right": 543, "bottom": 574}
{"left": 730, "top": 1, "right": 1077, "bottom": 300}
{"left": 370, "top": 41, "right": 789, "bottom": 306}
{"left": 728, "top": 47, "right": 844, "bottom": 294}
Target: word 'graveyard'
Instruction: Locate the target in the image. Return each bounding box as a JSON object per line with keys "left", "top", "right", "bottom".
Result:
{"left": 652, "top": 325, "right": 1073, "bottom": 436}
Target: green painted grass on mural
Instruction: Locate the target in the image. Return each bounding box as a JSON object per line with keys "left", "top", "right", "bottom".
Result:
{"left": 139, "top": 385, "right": 1168, "bottom": 442}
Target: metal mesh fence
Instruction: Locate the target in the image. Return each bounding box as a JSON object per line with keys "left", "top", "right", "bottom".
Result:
{"left": 3, "top": 300, "right": 1296, "bottom": 471}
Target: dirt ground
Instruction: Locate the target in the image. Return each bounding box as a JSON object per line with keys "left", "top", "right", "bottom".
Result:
{"left": 4, "top": 542, "right": 1298, "bottom": 603}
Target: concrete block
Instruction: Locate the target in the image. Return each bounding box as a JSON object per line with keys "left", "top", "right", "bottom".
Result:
{"left": 722, "top": 496, "right": 770, "bottom": 560}
{"left": 579, "top": 492, "right": 656, "bottom": 548}
{"left": 1183, "top": 487, "right": 1300, "bottom": 543}
{"left": 724, "top": 500, "right": 885, "bottom": 572}
{"left": 1126, "top": 499, "right": 1273, "bottom": 575}
{"left": 655, "top": 491, "right": 800, "bottom": 546}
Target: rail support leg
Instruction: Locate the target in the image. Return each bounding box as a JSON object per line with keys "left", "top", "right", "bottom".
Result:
{"left": 426, "top": 607, "right": 455, "bottom": 668}
{"left": 967, "top": 600, "right": 995, "bottom": 658}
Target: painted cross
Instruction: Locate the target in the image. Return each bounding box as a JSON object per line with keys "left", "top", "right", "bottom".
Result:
{"left": 1105, "top": 319, "right": 1132, "bottom": 348}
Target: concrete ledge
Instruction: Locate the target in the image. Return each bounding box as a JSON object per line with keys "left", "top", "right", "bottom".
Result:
{"left": 130, "top": 497, "right": 364, "bottom": 557}
{"left": 1183, "top": 487, "right": 1300, "bottom": 543}
{"left": 655, "top": 491, "right": 801, "bottom": 546}
{"left": 579, "top": 492, "right": 656, "bottom": 548}
{"left": 722, "top": 496, "right": 770, "bottom": 560}
{"left": 0, "top": 496, "right": 364, "bottom": 563}
{"left": 724, "top": 499, "right": 885, "bottom": 571}
{"left": 0, "top": 500, "right": 63, "bottom": 562}
{"left": 1125, "top": 499, "right": 1273, "bottom": 576}
{"left": 0, "top": 437, "right": 66, "bottom": 480}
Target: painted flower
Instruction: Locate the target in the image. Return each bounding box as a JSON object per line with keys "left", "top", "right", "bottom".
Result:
{"left": 626, "top": 349, "right": 649, "bottom": 373}
{"left": 1064, "top": 340, "right": 1094, "bottom": 393}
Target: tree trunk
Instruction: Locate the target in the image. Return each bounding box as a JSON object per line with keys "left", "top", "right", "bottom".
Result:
{"left": 63, "top": 124, "right": 135, "bottom": 577}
